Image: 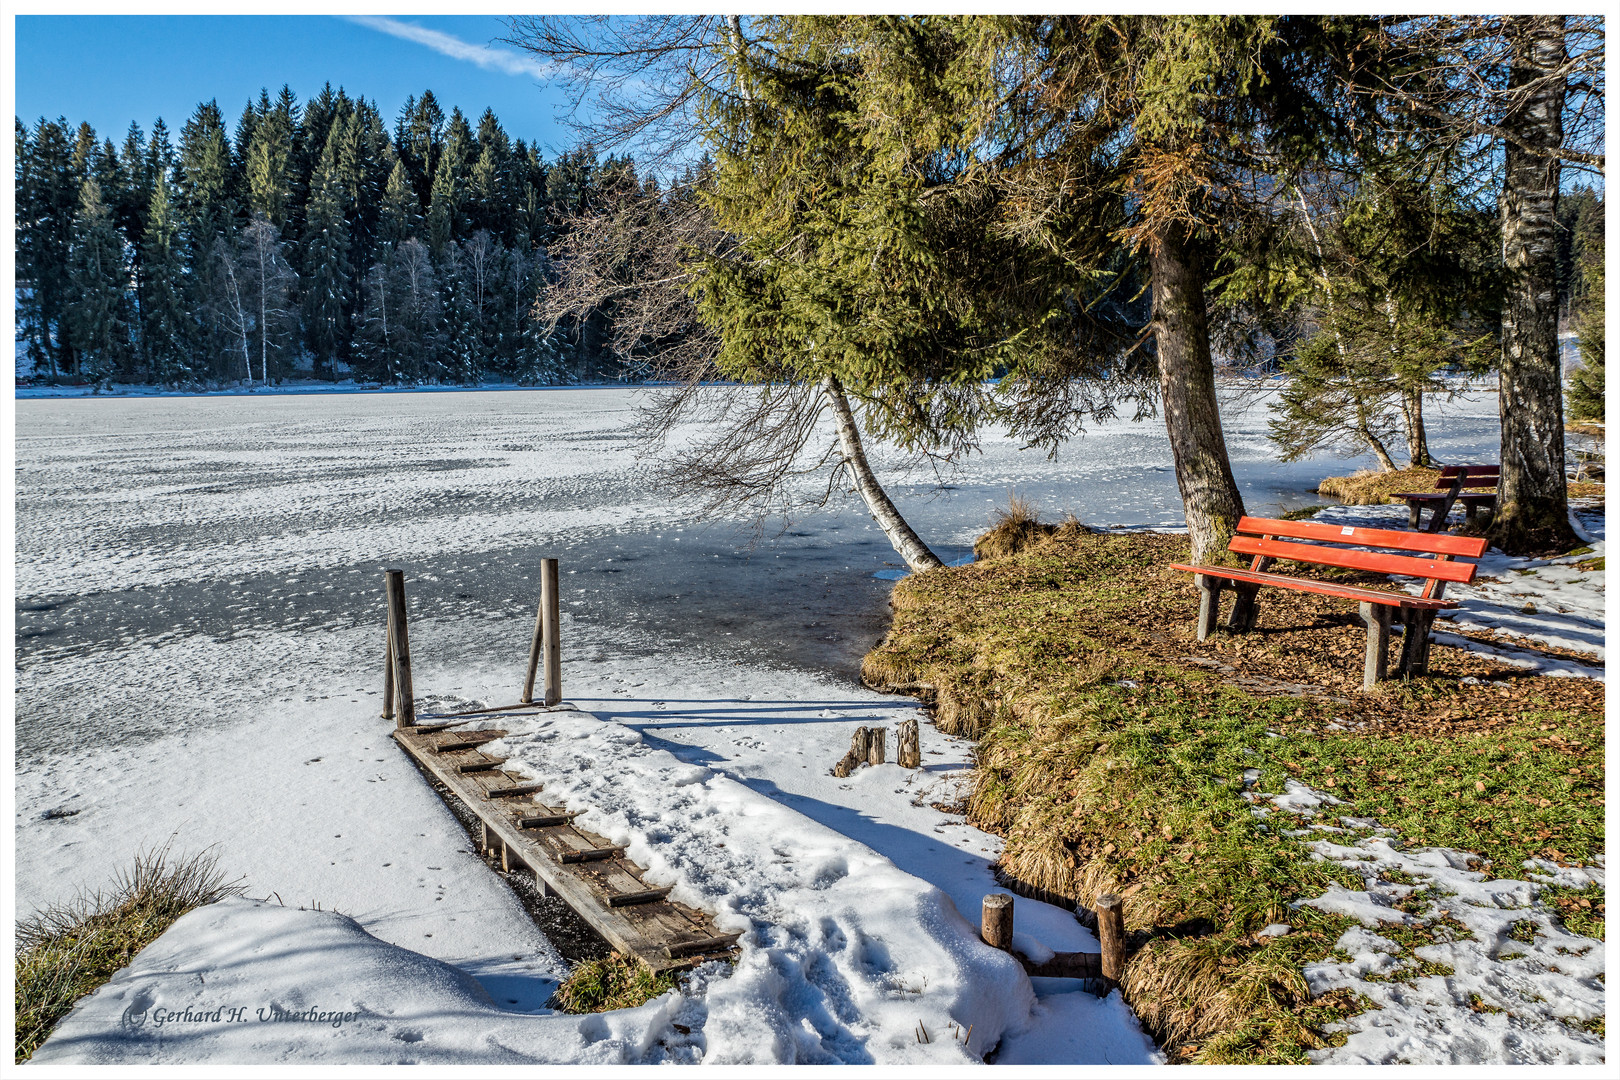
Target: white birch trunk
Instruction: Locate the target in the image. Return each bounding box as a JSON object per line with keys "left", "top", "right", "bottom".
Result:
{"left": 823, "top": 374, "right": 944, "bottom": 574}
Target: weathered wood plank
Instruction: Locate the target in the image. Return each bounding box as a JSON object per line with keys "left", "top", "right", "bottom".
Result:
{"left": 609, "top": 887, "right": 674, "bottom": 907}
{"left": 393, "top": 729, "right": 692, "bottom": 970}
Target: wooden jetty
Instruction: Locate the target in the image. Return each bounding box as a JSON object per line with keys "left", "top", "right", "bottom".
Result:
{"left": 383, "top": 566, "right": 741, "bottom": 972}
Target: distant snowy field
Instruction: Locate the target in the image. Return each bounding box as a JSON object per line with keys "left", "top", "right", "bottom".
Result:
{"left": 16, "top": 386, "right": 1552, "bottom": 1064}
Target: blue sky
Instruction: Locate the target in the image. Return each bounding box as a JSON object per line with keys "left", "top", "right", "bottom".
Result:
{"left": 15, "top": 15, "right": 580, "bottom": 153}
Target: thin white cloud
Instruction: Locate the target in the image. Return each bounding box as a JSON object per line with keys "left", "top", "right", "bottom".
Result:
{"left": 343, "top": 15, "right": 555, "bottom": 80}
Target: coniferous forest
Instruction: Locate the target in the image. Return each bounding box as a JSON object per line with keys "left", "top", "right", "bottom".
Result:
{"left": 14, "top": 84, "right": 662, "bottom": 387}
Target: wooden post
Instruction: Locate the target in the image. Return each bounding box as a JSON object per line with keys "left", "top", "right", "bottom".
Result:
{"left": 897, "top": 718, "right": 920, "bottom": 769}
{"left": 382, "top": 620, "right": 395, "bottom": 720}
{"left": 523, "top": 558, "right": 562, "bottom": 706}
{"left": 981, "top": 893, "right": 1014, "bottom": 951}
{"left": 385, "top": 570, "right": 416, "bottom": 728}
{"left": 1358, "top": 601, "right": 1391, "bottom": 690}
{"left": 835, "top": 727, "right": 871, "bottom": 777}
{"left": 1096, "top": 893, "right": 1126, "bottom": 986}
{"left": 867, "top": 727, "right": 887, "bottom": 766}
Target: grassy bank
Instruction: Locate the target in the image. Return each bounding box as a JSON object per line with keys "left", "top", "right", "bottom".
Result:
{"left": 14, "top": 847, "right": 244, "bottom": 1062}
{"left": 1316, "top": 467, "right": 1603, "bottom": 506}
{"left": 863, "top": 521, "right": 1604, "bottom": 1063}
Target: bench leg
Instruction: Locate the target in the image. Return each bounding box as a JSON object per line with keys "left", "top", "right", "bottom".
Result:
{"left": 1412, "top": 611, "right": 1437, "bottom": 676}
{"left": 1194, "top": 575, "right": 1223, "bottom": 641}
{"left": 1407, "top": 500, "right": 1422, "bottom": 529}
{"left": 1227, "top": 585, "right": 1261, "bottom": 632}
{"left": 1396, "top": 609, "right": 1425, "bottom": 677}
{"left": 1359, "top": 602, "right": 1391, "bottom": 691}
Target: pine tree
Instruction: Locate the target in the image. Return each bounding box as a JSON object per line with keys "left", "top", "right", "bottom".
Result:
{"left": 1566, "top": 228, "right": 1604, "bottom": 422}
{"left": 15, "top": 117, "right": 78, "bottom": 378}
{"left": 246, "top": 86, "right": 298, "bottom": 228}
{"left": 302, "top": 143, "right": 352, "bottom": 376}
{"left": 176, "top": 100, "right": 235, "bottom": 248}
{"left": 379, "top": 156, "right": 422, "bottom": 246}
{"left": 140, "top": 174, "right": 191, "bottom": 384}
{"left": 68, "top": 177, "right": 132, "bottom": 383}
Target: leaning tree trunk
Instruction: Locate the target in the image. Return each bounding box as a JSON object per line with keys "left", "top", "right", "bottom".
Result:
{"left": 823, "top": 374, "right": 944, "bottom": 574}
{"left": 1491, "top": 15, "right": 1577, "bottom": 555}
{"left": 1150, "top": 222, "right": 1246, "bottom": 564}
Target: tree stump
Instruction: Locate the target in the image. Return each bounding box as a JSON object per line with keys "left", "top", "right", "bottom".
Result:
{"left": 834, "top": 726, "right": 872, "bottom": 777}
{"left": 867, "top": 727, "right": 886, "bottom": 766}
{"left": 897, "top": 718, "right": 920, "bottom": 768}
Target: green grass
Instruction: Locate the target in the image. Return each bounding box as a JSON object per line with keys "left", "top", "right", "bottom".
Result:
{"left": 863, "top": 524, "right": 1605, "bottom": 1063}
{"left": 14, "top": 845, "right": 244, "bottom": 1062}
{"left": 550, "top": 955, "right": 680, "bottom": 1014}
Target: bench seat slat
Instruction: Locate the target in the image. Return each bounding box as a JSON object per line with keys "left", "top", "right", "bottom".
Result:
{"left": 1395, "top": 492, "right": 1499, "bottom": 502}
{"left": 1229, "top": 536, "right": 1479, "bottom": 583}
{"left": 1236, "top": 516, "right": 1487, "bottom": 558}
{"left": 1169, "top": 563, "right": 1458, "bottom": 609}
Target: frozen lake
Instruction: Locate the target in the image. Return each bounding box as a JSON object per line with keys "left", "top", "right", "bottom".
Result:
{"left": 13, "top": 385, "right": 1512, "bottom": 1063}
{"left": 13, "top": 386, "right": 1503, "bottom": 758}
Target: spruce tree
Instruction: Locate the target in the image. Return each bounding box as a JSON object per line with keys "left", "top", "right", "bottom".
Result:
{"left": 246, "top": 86, "right": 298, "bottom": 228}
{"left": 1566, "top": 232, "right": 1604, "bottom": 423}
{"left": 379, "top": 156, "right": 422, "bottom": 246}
{"left": 140, "top": 174, "right": 191, "bottom": 384}
{"left": 68, "top": 177, "right": 131, "bottom": 383}
{"left": 302, "top": 145, "right": 352, "bottom": 376}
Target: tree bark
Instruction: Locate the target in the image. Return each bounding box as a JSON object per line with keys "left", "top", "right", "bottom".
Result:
{"left": 1399, "top": 388, "right": 1433, "bottom": 467}
{"left": 1149, "top": 222, "right": 1246, "bottom": 563}
{"left": 824, "top": 374, "right": 944, "bottom": 574}
{"left": 1491, "top": 15, "right": 1577, "bottom": 555}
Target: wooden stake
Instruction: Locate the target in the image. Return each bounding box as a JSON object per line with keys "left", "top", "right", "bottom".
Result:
{"left": 897, "top": 718, "right": 920, "bottom": 768}
{"left": 382, "top": 621, "right": 394, "bottom": 719}
{"left": 384, "top": 570, "right": 416, "bottom": 729}
{"left": 523, "top": 558, "right": 562, "bottom": 706}
{"left": 1096, "top": 893, "right": 1127, "bottom": 985}
{"left": 981, "top": 893, "right": 1014, "bottom": 951}
{"left": 867, "top": 727, "right": 887, "bottom": 766}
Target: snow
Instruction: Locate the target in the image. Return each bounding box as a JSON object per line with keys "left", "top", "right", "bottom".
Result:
{"left": 1299, "top": 836, "right": 1606, "bottom": 1066}
{"left": 11, "top": 386, "right": 1587, "bottom": 1065}
{"left": 29, "top": 898, "right": 684, "bottom": 1065}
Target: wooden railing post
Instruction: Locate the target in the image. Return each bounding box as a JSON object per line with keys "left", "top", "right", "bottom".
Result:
{"left": 381, "top": 620, "right": 395, "bottom": 720}
{"left": 523, "top": 558, "right": 562, "bottom": 706}
{"left": 384, "top": 570, "right": 416, "bottom": 729}
{"left": 1096, "top": 893, "right": 1127, "bottom": 988}
{"left": 981, "top": 893, "right": 1014, "bottom": 952}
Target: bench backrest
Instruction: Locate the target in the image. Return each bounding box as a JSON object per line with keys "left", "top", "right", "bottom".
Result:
{"left": 1231, "top": 516, "right": 1487, "bottom": 595}
{"left": 1434, "top": 464, "right": 1500, "bottom": 491}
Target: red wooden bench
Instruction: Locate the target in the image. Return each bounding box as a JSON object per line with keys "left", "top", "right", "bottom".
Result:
{"left": 1170, "top": 516, "right": 1489, "bottom": 691}
{"left": 1393, "top": 464, "right": 1499, "bottom": 532}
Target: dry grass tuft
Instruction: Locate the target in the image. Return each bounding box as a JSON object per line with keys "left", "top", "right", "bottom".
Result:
{"left": 1316, "top": 467, "right": 1602, "bottom": 506}
{"left": 14, "top": 844, "right": 245, "bottom": 1062}
{"left": 974, "top": 490, "right": 1094, "bottom": 561}
{"left": 550, "top": 954, "right": 679, "bottom": 1013}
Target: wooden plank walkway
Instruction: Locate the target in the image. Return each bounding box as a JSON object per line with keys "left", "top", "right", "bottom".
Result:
{"left": 393, "top": 718, "right": 741, "bottom": 972}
